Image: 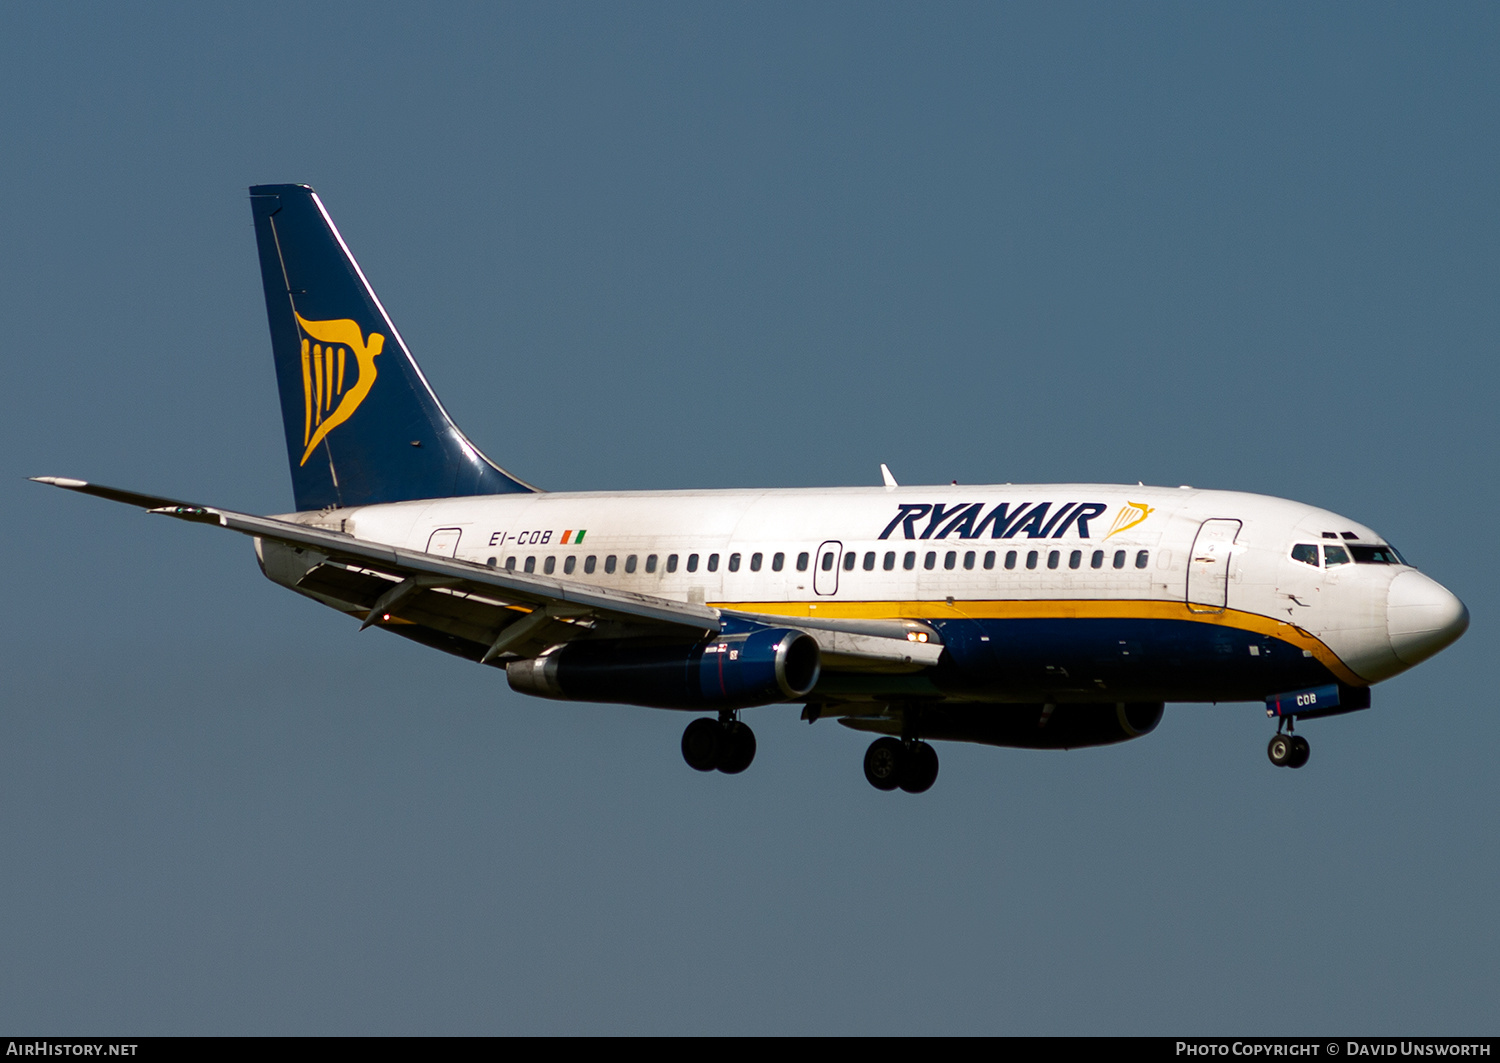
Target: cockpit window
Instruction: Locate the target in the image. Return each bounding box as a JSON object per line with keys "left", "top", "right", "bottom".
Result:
{"left": 1323, "top": 544, "right": 1351, "bottom": 567}
{"left": 1291, "top": 544, "right": 1320, "bottom": 567}
{"left": 1351, "top": 545, "right": 1402, "bottom": 565}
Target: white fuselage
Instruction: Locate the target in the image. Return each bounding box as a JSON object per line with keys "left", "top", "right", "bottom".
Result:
{"left": 282, "top": 482, "right": 1467, "bottom": 695}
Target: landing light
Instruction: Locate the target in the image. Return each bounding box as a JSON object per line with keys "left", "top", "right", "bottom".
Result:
{"left": 907, "top": 632, "right": 929, "bottom": 643}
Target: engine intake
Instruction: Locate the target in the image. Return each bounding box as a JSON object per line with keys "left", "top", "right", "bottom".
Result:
{"left": 507, "top": 627, "right": 821, "bottom": 710}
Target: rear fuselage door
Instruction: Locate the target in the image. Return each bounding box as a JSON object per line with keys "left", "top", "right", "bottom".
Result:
{"left": 426, "top": 527, "right": 462, "bottom": 557}
{"left": 1187, "top": 519, "right": 1241, "bottom": 612}
{"left": 814, "top": 540, "right": 843, "bottom": 596}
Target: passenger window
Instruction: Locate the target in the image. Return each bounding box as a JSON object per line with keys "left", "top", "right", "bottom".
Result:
{"left": 1069, "top": 550, "right": 1082, "bottom": 570}
{"left": 1113, "top": 550, "right": 1126, "bottom": 569}
{"left": 666, "top": 554, "right": 679, "bottom": 573}
{"left": 863, "top": 551, "right": 876, "bottom": 571}
{"left": 605, "top": 555, "right": 617, "bottom": 574}
{"left": 544, "top": 556, "right": 556, "bottom": 575}
{"left": 883, "top": 551, "right": 896, "bottom": 571}
{"left": 1047, "top": 550, "right": 1060, "bottom": 570}
{"left": 1135, "top": 550, "right": 1149, "bottom": 569}
{"left": 1026, "top": 550, "right": 1038, "bottom": 570}
{"left": 486, "top": 557, "right": 497, "bottom": 568}
{"left": 796, "top": 552, "right": 809, "bottom": 572}
{"left": 903, "top": 551, "right": 916, "bottom": 571}
{"left": 1291, "top": 544, "right": 1320, "bottom": 567}
{"left": 963, "top": 550, "right": 976, "bottom": 570}
{"left": 584, "top": 556, "right": 597, "bottom": 574}
{"left": 625, "top": 555, "right": 637, "bottom": 574}
{"left": 821, "top": 551, "right": 835, "bottom": 572}
{"left": 728, "top": 553, "right": 741, "bottom": 572}
{"left": 1005, "top": 550, "right": 1017, "bottom": 570}
{"left": 944, "top": 551, "right": 957, "bottom": 570}
{"left": 924, "top": 551, "right": 937, "bottom": 570}
{"left": 983, "top": 550, "right": 995, "bottom": 570}
{"left": 707, "top": 553, "right": 720, "bottom": 572}
{"left": 1323, "top": 545, "right": 1351, "bottom": 567}
{"left": 772, "top": 552, "right": 784, "bottom": 572}
{"left": 646, "top": 554, "right": 658, "bottom": 573}
{"left": 1091, "top": 550, "right": 1104, "bottom": 569}
{"left": 564, "top": 556, "right": 577, "bottom": 575}
{"left": 687, "top": 554, "right": 699, "bottom": 573}
{"left": 843, "top": 551, "right": 856, "bottom": 571}
{"left": 505, "top": 557, "right": 517, "bottom": 571}
{"left": 524, "top": 556, "right": 536, "bottom": 574}
{"left": 750, "top": 552, "right": 762, "bottom": 572}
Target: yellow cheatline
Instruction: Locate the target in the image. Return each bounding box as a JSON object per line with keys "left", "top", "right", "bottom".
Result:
{"left": 295, "top": 314, "right": 385, "bottom": 466}
{"left": 711, "top": 597, "right": 1365, "bottom": 686}
{"left": 300, "top": 339, "right": 312, "bottom": 447}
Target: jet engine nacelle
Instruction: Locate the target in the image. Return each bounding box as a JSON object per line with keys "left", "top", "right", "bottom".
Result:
{"left": 506, "top": 627, "right": 821, "bottom": 710}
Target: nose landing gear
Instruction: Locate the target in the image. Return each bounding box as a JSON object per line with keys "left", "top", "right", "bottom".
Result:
{"left": 1267, "top": 725, "right": 1310, "bottom": 769}
{"left": 862, "top": 736, "right": 940, "bottom": 793}
{"left": 681, "top": 713, "right": 757, "bottom": 774}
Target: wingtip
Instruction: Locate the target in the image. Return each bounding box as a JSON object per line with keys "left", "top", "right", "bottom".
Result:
{"left": 30, "top": 476, "right": 88, "bottom": 488}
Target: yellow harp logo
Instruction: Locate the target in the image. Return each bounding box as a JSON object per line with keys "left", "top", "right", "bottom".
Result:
{"left": 1104, "top": 500, "right": 1155, "bottom": 539}
{"left": 295, "top": 313, "right": 384, "bottom": 466}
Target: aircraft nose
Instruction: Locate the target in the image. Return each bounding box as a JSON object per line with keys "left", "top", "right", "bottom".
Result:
{"left": 1387, "top": 570, "right": 1469, "bottom": 666}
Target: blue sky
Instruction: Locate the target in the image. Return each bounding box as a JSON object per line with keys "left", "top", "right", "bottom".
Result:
{"left": 2, "top": 2, "right": 1496, "bottom": 1033}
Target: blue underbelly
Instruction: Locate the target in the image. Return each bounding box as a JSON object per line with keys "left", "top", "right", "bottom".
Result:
{"left": 927, "top": 616, "right": 1339, "bottom": 702}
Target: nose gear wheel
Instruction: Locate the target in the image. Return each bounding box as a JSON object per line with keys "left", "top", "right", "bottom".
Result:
{"left": 1267, "top": 731, "right": 1310, "bottom": 769}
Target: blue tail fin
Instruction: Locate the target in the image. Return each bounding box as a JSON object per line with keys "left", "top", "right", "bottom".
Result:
{"left": 249, "top": 184, "right": 537, "bottom": 511}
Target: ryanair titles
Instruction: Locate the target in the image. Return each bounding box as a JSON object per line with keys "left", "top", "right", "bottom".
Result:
{"left": 879, "top": 501, "right": 1111, "bottom": 541}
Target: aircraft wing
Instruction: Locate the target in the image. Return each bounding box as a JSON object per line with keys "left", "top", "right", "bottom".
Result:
{"left": 32, "top": 478, "right": 941, "bottom": 672}
{"left": 33, "top": 478, "right": 719, "bottom": 657}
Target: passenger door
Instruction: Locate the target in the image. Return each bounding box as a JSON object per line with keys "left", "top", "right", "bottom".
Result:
{"left": 426, "top": 527, "right": 463, "bottom": 557}
{"left": 1186, "top": 519, "right": 1241, "bottom": 612}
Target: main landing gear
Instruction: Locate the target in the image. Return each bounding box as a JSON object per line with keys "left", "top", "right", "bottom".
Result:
{"left": 681, "top": 713, "right": 756, "bottom": 775}
{"left": 1267, "top": 723, "right": 1310, "bottom": 769}
{"left": 863, "top": 737, "right": 940, "bottom": 794}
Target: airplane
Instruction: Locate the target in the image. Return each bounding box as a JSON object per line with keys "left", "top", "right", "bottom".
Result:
{"left": 32, "top": 184, "right": 1470, "bottom": 793}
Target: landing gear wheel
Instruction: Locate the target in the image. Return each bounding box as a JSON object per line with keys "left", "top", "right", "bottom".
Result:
{"left": 863, "top": 737, "right": 905, "bottom": 791}
{"left": 898, "top": 741, "right": 940, "bottom": 794}
{"left": 1287, "top": 735, "right": 1310, "bottom": 769}
{"left": 1267, "top": 733, "right": 1294, "bottom": 767}
{"left": 717, "top": 721, "right": 757, "bottom": 774}
{"left": 682, "top": 718, "right": 724, "bottom": 772}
